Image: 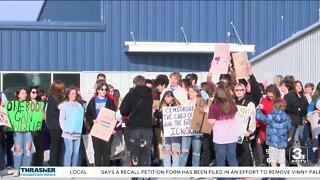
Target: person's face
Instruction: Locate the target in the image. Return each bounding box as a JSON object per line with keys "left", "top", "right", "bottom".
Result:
{"left": 188, "top": 88, "right": 198, "bottom": 99}
{"left": 234, "top": 86, "right": 246, "bottom": 98}
{"left": 41, "top": 95, "right": 47, "bottom": 102}
{"left": 18, "top": 89, "right": 27, "bottom": 101}
{"left": 305, "top": 87, "right": 313, "bottom": 95}
{"left": 266, "top": 92, "right": 275, "bottom": 100}
{"left": 68, "top": 89, "right": 77, "bottom": 101}
{"left": 156, "top": 84, "right": 166, "bottom": 92}
{"left": 295, "top": 83, "right": 303, "bottom": 93}
{"left": 146, "top": 83, "right": 153, "bottom": 89}
{"left": 97, "top": 85, "right": 107, "bottom": 97}
{"left": 170, "top": 76, "right": 179, "bottom": 87}
{"left": 164, "top": 94, "right": 174, "bottom": 104}
{"left": 30, "top": 88, "right": 38, "bottom": 100}
{"left": 109, "top": 88, "right": 114, "bottom": 96}
{"left": 280, "top": 83, "right": 287, "bottom": 93}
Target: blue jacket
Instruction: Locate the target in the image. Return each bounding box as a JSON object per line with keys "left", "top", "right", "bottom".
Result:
{"left": 256, "top": 109, "right": 292, "bottom": 149}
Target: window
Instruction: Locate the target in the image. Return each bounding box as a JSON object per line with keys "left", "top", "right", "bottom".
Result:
{"left": 2, "top": 73, "right": 51, "bottom": 100}
{"left": 53, "top": 73, "right": 80, "bottom": 88}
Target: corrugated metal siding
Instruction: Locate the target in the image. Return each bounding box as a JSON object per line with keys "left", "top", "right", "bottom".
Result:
{"left": 0, "top": 1, "right": 320, "bottom": 72}
{"left": 251, "top": 26, "right": 320, "bottom": 85}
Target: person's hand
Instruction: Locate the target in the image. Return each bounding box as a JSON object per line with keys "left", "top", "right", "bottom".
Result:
{"left": 257, "top": 104, "right": 264, "bottom": 109}
{"left": 93, "top": 119, "right": 99, "bottom": 124}
{"left": 244, "top": 131, "right": 251, "bottom": 138}
{"left": 203, "top": 106, "right": 209, "bottom": 114}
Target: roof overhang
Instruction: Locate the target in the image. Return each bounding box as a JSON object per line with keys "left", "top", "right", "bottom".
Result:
{"left": 124, "top": 41, "right": 255, "bottom": 53}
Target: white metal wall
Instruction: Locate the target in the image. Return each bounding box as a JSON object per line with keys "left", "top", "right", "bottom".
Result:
{"left": 80, "top": 72, "right": 219, "bottom": 102}
{"left": 251, "top": 26, "right": 320, "bottom": 85}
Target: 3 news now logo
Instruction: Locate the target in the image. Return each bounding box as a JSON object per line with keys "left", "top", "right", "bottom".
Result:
{"left": 289, "top": 146, "right": 308, "bottom": 164}
{"left": 20, "top": 167, "right": 56, "bottom": 177}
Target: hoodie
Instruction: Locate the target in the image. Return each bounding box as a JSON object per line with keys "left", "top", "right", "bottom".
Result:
{"left": 120, "top": 85, "right": 153, "bottom": 128}
{"left": 256, "top": 108, "right": 292, "bottom": 149}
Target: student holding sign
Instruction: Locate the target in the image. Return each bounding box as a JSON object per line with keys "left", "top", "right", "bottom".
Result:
{"left": 208, "top": 84, "right": 239, "bottom": 167}
{"left": 157, "top": 90, "right": 181, "bottom": 167}
{"left": 86, "top": 80, "right": 116, "bottom": 166}
{"left": 180, "top": 85, "right": 203, "bottom": 167}
{"left": 59, "top": 86, "right": 85, "bottom": 166}
{"left": 233, "top": 83, "right": 256, "bottom": 166}
{"left": 11, "top": 88, "right": 35, "bottom": 176}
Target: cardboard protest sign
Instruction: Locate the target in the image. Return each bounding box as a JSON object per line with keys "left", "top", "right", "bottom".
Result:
{"left": 0, "top": 106, "right": 11, "bottom": 128}
{"left": 82, "top": 134, "right": 94, "bottom": 164}
{"left": 90, "top": 108, "right": 116, "bottom": 142}
{"left": 162, "top": 105, "right": 202, "bottom": 137}
{"left": 232, "top": 52, "right": 249, "bottom": 79}
{"left": 236, "top": 105, "right": 252, "bottom": 132}
{"left": 4, "top": 101, "right": 44, "bottom": 132}
{"left": 190, "top": 98, "right": 213, "bottom": 134}
{"left": 236, "top": 105, "right": 252, "bottom": 144}
{"left": 153, "top": 100, "right": 160, "bottom": 110}
{"left": 210, "top": 44, "right": 231, "bottom": 75}
{"left": 65, "top": 105, "right": 84, "bottom": 134}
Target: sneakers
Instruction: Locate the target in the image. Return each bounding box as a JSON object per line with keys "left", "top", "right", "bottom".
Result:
{"left": 13, "top": 170, "right": 19, "bottom": 177}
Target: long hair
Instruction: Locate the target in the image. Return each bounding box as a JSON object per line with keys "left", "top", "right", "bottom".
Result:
{"left": 266, "top": 84, "right": 281, "bottom": 98}
{"left": 28, "top": 86, "right": 40, "bottom": 101}
{"left": 294, "top": 80, "right": 306, "bottom": 100}
{"left": 48, "top": 80, "right": 65, "bottom": 103}
{"left": 113, "top": 89, "right": 121, "bottom": 107}
{"left": 14, "top": 87, "right": 28, "bottom": 101}
{"left": 312, "top": 82, "right": 320, "bottom": 101}
{"left": 159, "top": 90, "right": 181, "bottom": 109}
{"left": 213, "top": 84, "right": 234, "bottom": 114}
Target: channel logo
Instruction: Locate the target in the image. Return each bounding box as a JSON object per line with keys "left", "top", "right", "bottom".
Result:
{"left": 289, "top": 146, "right": 308, "bottom": 164}
{"left": 20, "top": 167, "right": 56, "bottom": 177}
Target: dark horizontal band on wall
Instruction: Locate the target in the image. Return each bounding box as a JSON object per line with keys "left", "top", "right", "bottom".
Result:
{"left": 0, "top": 21, "right": 106, "bottom": 31}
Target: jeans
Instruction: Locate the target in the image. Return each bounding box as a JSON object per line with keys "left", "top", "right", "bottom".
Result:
{"left": 13, "top": 132, "right": 34, "bottom": 170}
{"left": 294, "top": 125, "right": 309, "bottom": 145}
{"left": 162, "top": 136, "right": 181, "bottom": 167}
{"left": 124, "top": 127, "right": 153, "bottom": 166}
{"left": 63, "top": 138, "right": 80, "bottom": 166}
{"left": 214, "top": 142, "right": 238, "bottom": 166}
{"left": 180, "top": 135, "right": 202, "bottom": 166}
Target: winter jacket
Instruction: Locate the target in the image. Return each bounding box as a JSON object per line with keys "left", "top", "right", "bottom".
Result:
{"left": 256, "top": 108, "right": 292, "bottom": 149}
{"left": 85, "top": 96, "right": 117, "bottom": 129}
{"left": 46, "top": 95, "right": 61, "bottom": 130}
{"left": 120, "top": 85, "right": 153, "bottom": 128}
{"left": 284, "top": 91, "right": 308, "bottom": 127}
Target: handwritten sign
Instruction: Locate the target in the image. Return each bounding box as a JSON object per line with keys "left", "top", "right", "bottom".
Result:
{"left": 90, "top": 108, "right": 116, "bottom": 142}
{"left": 236, "top": 105, "right": 252, "bottom": 133}
{"left": 232, "top": 52, "right": 249, "bottom": 79}
{"left": 162, "top": 105, "right": 202, "bottom": 137}
{"left": 210, "top": 44, "right": 231, "bottom": 75}
{"left": 65, "top": 105, "right": 84, "bottom": 134}
{"left": 190, "top": 98, "right": 213, "bottom": 134}
{"left": 0, "top": 106, "right": 11, "bottom": 128}
{"left": 4, "top": 101, "right": 44, "bottom": 132}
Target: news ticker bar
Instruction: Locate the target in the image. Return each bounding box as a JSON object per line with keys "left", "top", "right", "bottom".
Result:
{"left": 19, "top": 167, "right": 320, "bottom": 178}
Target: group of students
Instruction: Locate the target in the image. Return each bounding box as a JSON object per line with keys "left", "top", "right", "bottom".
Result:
{"left": 0, "top": 63, "right": 320, "bottom": 178}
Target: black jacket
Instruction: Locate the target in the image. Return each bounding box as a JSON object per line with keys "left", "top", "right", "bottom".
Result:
{"left": 120, "top": 85, "right": 153, "bottom": 128}
{"left": 85, "top": 96, "right": 117, "bottom": 129}
{"left": 284, "top": 91, "right": 309, "bottom": 127}
{"left": 45, "top": 95, "right": 61, "bottom": 130}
